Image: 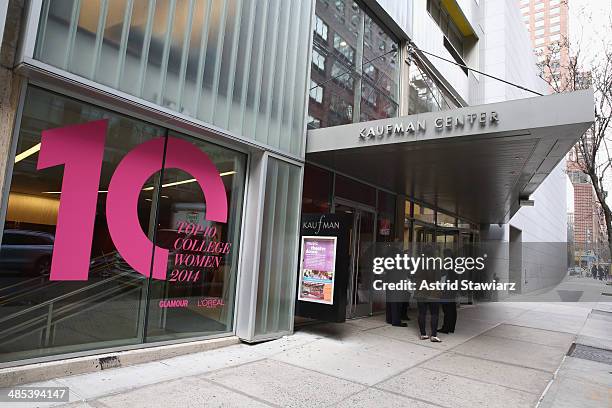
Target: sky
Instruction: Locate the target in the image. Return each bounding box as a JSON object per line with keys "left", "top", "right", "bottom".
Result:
{"left": 568, "top": 0, "right": 612, "bottom": 205}
{"left": 569, "top": 0, "right": 612, "bottom": 66}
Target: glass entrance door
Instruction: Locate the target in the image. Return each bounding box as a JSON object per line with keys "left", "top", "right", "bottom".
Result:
{"left": 334, "top": 200, "right": 376, "bottom": 319}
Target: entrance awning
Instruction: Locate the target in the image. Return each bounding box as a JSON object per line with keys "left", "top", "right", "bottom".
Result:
{"left": 306, "top": 90, "right": 594, "bottom": 224}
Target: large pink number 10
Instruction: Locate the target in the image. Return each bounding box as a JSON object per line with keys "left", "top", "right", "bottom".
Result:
{"left": 37, "top": 119, "right": 228, "bottom": 281}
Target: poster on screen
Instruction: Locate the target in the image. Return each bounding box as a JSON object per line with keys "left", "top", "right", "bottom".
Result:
{"left": 298, "top": 236, "right": 337, "bottom": 305}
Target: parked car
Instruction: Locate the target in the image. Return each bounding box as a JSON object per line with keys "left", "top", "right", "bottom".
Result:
{"left": 0, "top": 229, "right": 54, "bottom": 275}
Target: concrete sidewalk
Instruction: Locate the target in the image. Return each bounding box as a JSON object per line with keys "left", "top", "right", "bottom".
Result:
{"left": 5, "top": 289, "right": 612, "bottom": 407}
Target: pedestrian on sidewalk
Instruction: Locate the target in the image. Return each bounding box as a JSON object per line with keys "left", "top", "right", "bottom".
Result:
{"left": 439, "top": 248, "right": 458, "bottom": 334}
{"left": 415, "top": 245, "right": 442, "bottom": 343}
{"left": 591, "top": 264, "right": 598, "bottom": 279}
{"left": 385, "top": 239, "right": 407, "bottom": 327}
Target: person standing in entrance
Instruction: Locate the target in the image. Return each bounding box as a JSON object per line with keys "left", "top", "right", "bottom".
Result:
{"left": 414, "top": 245, "right": 441, "bottom": 342}
{"left": 385, "top": 239, "right": 407, "bottom": 327}
{"left": 439, "top": 248, "right": 458, "bottom": 334}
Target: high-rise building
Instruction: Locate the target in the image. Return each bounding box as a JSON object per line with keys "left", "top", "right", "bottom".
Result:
{"left": 519, "top": 0, "right": 607, "bottom": 266}
{"left": 519, "top": 0, "right": 570, "bottom": 88}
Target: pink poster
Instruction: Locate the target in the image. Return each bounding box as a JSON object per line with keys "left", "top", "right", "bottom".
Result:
{"left": 298, "top": 236, "right": 337, "bottom": 305}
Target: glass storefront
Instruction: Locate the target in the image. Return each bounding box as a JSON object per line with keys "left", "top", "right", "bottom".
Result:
{"left": 0, "top": 87, "right": 246, "bottom": 363}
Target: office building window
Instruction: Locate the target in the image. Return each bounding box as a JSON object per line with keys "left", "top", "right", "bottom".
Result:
{"left": 535, "top": 11, "right": 544, "bottom": 20}
{"left": 312, "top": 49, "right": 326, "bottom": 72}
{"left": 329, "top": 94, "right": 353, "bottom": 125}
{"left": 331, "top": 62, "right": 355, "bottom": 90}
{"left": 333, "top": 33, "right": 356, "bottom": 64}
{"left": 310, "top": 80, "right": 324, "bottom": 103}
{"left": 550, "top": 16, "right": 561, "bottom": 24}
{"left": 335, "top": 0, "right": 345, "bottom": 13}
{"left": 315, "top": 15, "right": 329, "bottom": 42}
{"left": 551, "top": 24, "right": 560, "bottom": 33}
{"left": 426, "top": 0, "right": 468, "bottom": 70}
{"left": 534, "top": 2, "right": 544, "bottom": 11}
{"left": 308, "top": 0, "right": 399, "bottom": 129}
{"left": 535, "top": 28, "right": 545, "bottom": 37}
{"left": 308, "top": 116, "right": 322, "bottom": 129}
{"left": 535, "top": 19, "right": 545, "bottom": 27}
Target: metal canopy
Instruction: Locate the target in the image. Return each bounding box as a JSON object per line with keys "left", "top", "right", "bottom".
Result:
{"left": 306, "top": 90, "right": 594, "bottom": 224}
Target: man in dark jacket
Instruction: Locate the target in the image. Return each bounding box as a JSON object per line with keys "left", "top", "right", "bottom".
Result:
{"left": 439, "top": 248, "right": 458, "bottom": 334}
{"left": 592, "top": 264, "right": 598, "bottom": 279}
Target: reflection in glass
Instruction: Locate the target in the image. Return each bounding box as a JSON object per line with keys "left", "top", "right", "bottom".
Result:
{"left": 413, "top": 203, "right": 435, "bottom": 224}
{"left": 436, "top": 212, "right": 456, "bottom": 228}
{"left": 0, "top": 87, "right": 162, "bottom": 363}
{"left": 302, "top": 164, "right": 333, "bottom": 213}
{"left": 0, "top": 87, "right": 246, "bottom": 363}
{"left": 308, "top": 0, "right": 400, "bottom": 129}
{"left": 408, "top": 59, "right": 460, "bottom": 114}
{"left": 145, "top": 134, "right": 245, "bottom": 342}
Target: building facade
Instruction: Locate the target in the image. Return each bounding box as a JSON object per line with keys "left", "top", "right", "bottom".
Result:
{"left": 0, "top": 0, "right": 594, "bottom": 370}
{"left": 519, "top": 0, "right": 569, "bottom": 87}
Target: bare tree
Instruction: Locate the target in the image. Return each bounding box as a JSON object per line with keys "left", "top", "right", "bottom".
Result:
{"left": 536, "top": 9, "right": 612, "bottom": 262}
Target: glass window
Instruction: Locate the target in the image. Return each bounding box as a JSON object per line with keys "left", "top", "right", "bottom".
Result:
{"left": 550, "top": 24, "right": 560, "bottom": 33}
{"left": 329, "top": 94, "right": 353, "bottom": 125}
{"left": 314, "top": 14, "right": 329, "bottom": 42}
{"left": 0, "top": 87, "right": 246, "bottom": 363}
{"left": 436, "top": 212, "right": 456, "bottom": 228}
{"left": 535, "top": 19, "right": 545, "bottom": 27}
{"left": 307, "top": 115, "right": 322, "bottom": 129}
{"left": 427, "top": 0, "right": 466, "bottom": 61}
{"left": 302, "top": 164, "right": 333, "bottom": 213}
{"left": 145, "top": 132, "right": 245, "bottom": 342}
{"left": 534, "top": 2, "right": 544, "bottom": 10}
{"left": 550, "top": 16, "right": 561, "bottom": 24}
{"left": 308, "top": 0, "right": 399, "bottom": 129}
{"left": 334, "top": 175, "right": 376, "bottom": 207}
{"left": 310, "top": 80, "right": 324, "bottom": 103}
{"left": 312, "top": 48, "right": 327, "bottom": 72}
{"left": 333, "top": 33, "right": 355, "bottom": 64}
{"left": 408, "top": 58, "right": 460, "bottom": 114}
{"left": 413, "top": 203, "right": 435, "bottom": 224}
{"left": 535, "top": 28, "right": 545, "bottom": 37}
{"left": 331, "top": 62, "right": 355, "bottom": 90}
{"left": 377, "top": 191, "right": 396, "bottom": 242}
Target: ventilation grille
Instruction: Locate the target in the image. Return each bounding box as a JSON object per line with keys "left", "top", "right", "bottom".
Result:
{"left": 568, "top": 344, "right": 612, "bottom": 365}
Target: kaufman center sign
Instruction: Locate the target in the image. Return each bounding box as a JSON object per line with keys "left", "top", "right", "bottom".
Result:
{"left": 359, "top": 111, "right": 499, "bottom": 141}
